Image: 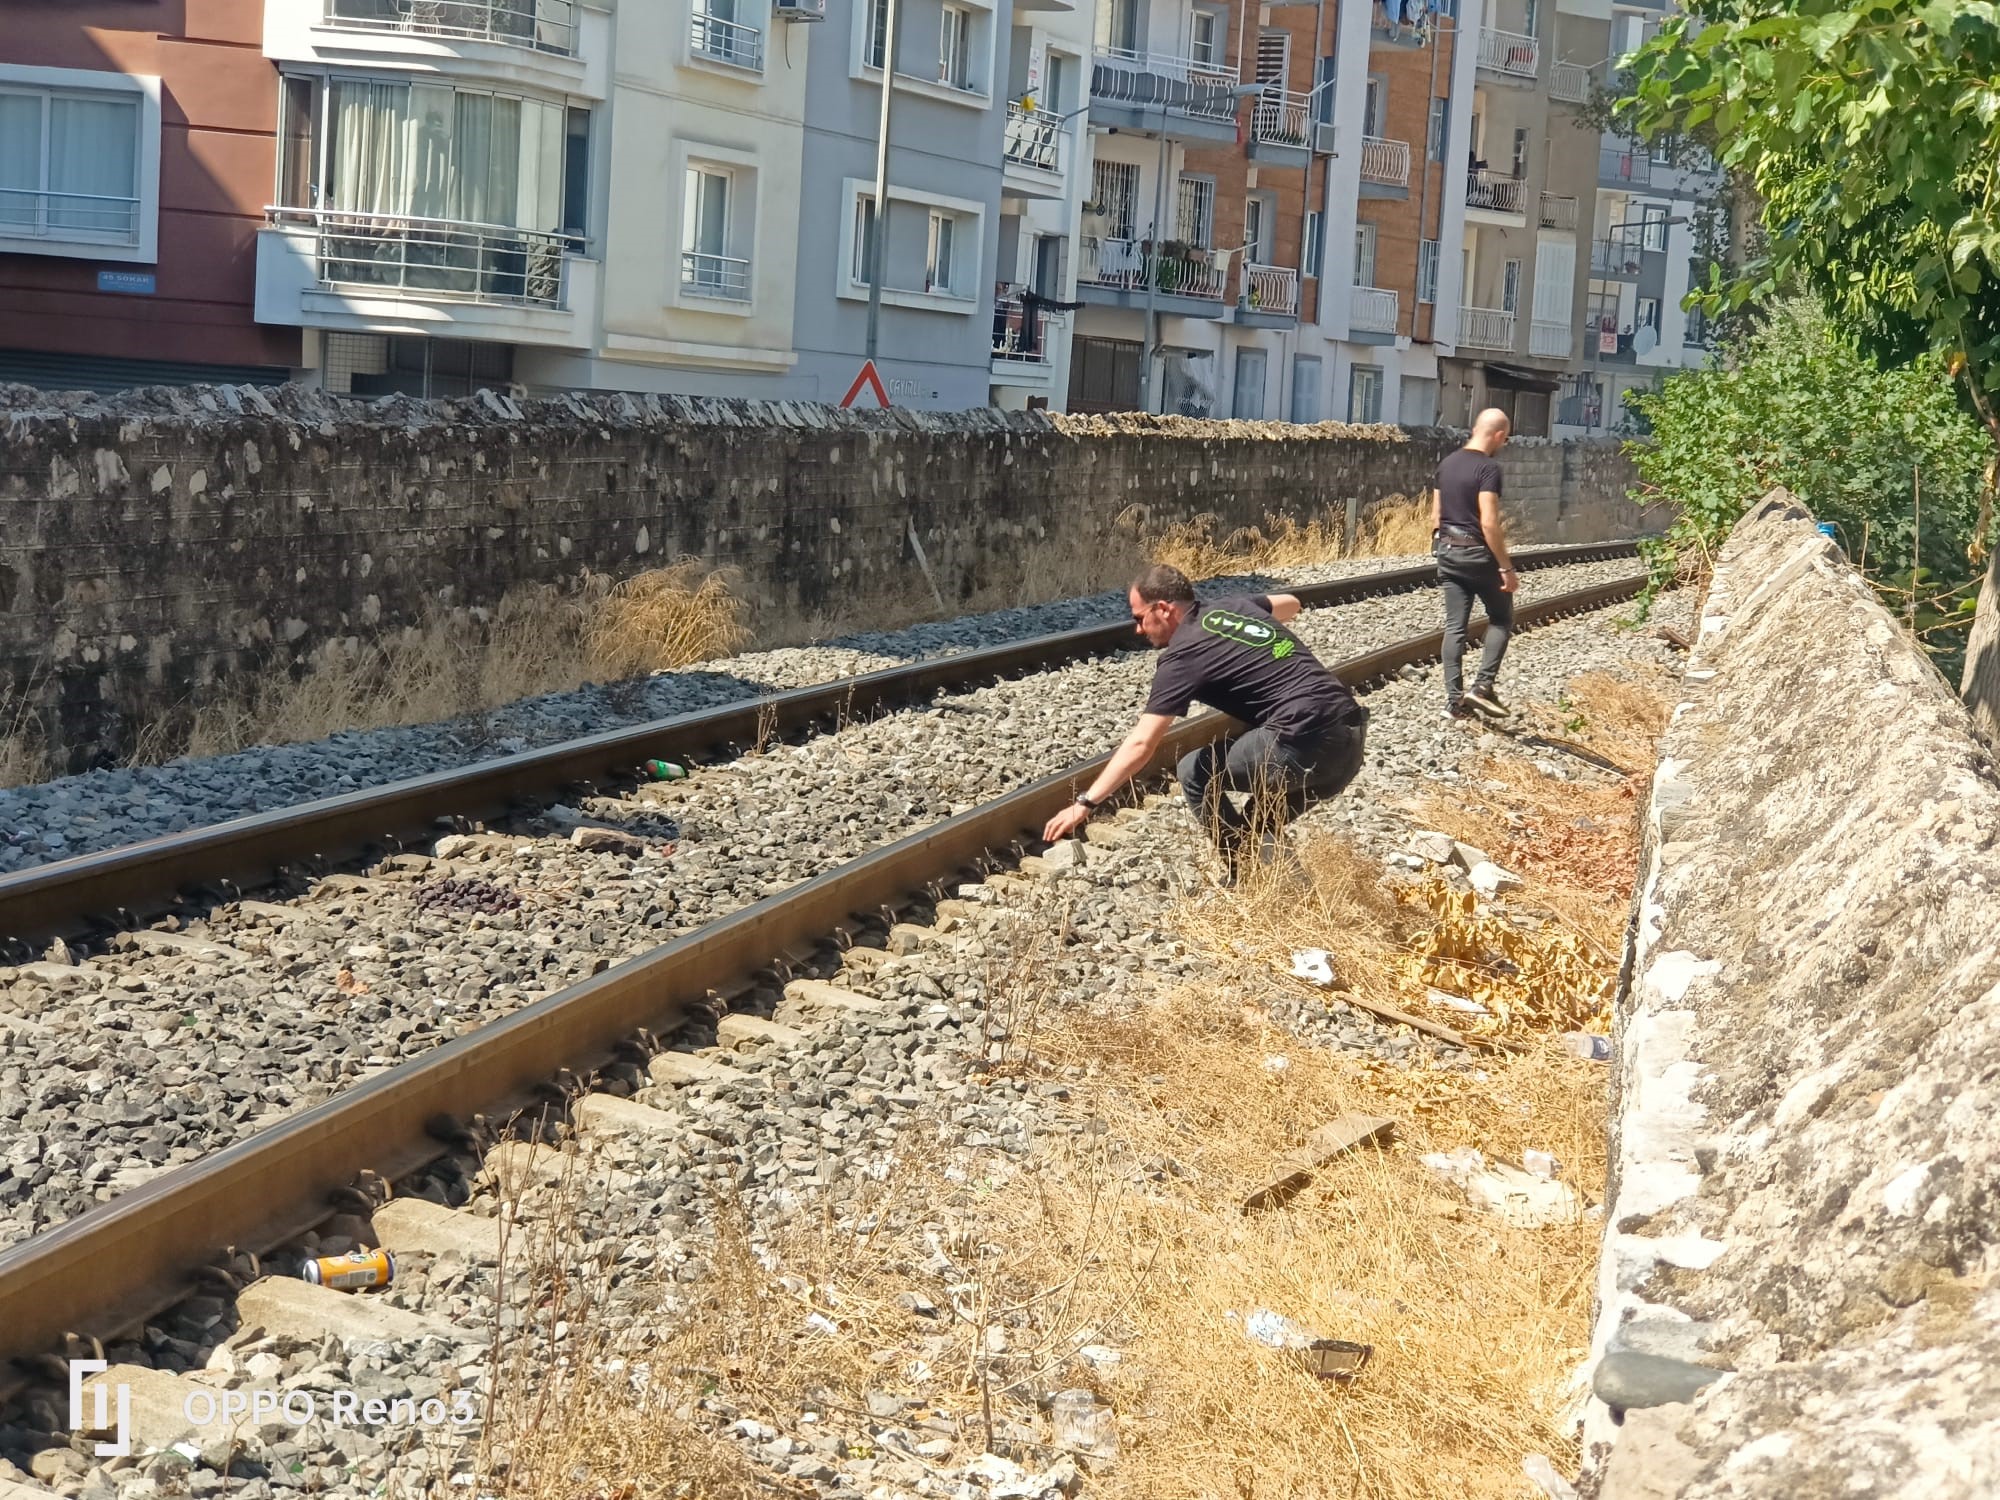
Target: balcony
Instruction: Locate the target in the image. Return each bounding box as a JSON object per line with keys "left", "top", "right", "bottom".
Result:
{"left": 1477, "top": 27, "right": 1540, "bottom": 81}
{"left": 1601, "top": 146, "right": 1653, "bottom": 189}
{"left": 1591, "top": 231, "right": 1649, "bottom": 276}
{"left": 321, "top": 0, "right": 578, "bottom": 56}
{"left": 1077, "top": 235, "right": 1226, "bottom": 315}
{"left": 992, "top": 287, "right": 1057, "bottom": 385}
{"left": 1350, "top": 285, "right": 1399, "bottom": 337}
{"left": 0, "top": 187, "right": 140, "bottom": 248}
{"left": 1550, "top": 60, "right": 1592, "bottom": 103}
{"left": 690, "top": 11, "right": 763, "bottom": 70}
{"left": 1538, "top": 192, "right": 1579, "bottom": 231}
{"left": 1359, "top": 135, "right": 1411, "bottom": 191}
{"left": 681, "top": 250, "right": 751, "bottom": 302}
{"left": 1529, "top": 319, "right": 1571, "bottom": 358}
{"left": 255, "top": 209, "right": 597, "bottom": 348}
{"left": 1248, "top": 89, "right": 1312, "bottom": 166}
{"left": 1002, "top": 103, "right": 1068, "bottom": 197}
{"left": 1089, "top": 48, "right": 1241, "bottom": 143}
{"left": 1240, "top": 262, "right": 1299, "bottom": 325}
{"left": 1458, "top": 305, "right": 1516, "bottom": 351}
{"left": 1465, "top": 168, "right": 1526, "bottom": 221}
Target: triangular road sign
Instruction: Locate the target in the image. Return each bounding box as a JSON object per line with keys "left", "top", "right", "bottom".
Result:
{"left": 840, "top": 359, "right": 892, "bottom": 409}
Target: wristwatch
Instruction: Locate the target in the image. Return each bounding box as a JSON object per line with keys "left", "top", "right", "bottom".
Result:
{"left": 1074, "top": 794, "right": 1099, "bottom": 810}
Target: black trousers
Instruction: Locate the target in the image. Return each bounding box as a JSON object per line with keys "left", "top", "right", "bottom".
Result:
{"left": 1176, "top": 717, "right": 1368, "bottom": 860}
{"left": 1437, "top": 547, "right": 1514, "bottom": 700}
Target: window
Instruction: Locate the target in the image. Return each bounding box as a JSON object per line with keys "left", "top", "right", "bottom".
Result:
{"left": 1426, "top": 97, "right": 1448, "bottom": 162}
{"left": 1190, "top": 10, "right": 1220, "bottom": 65}
{"left": 1175, "top": 176, "right": 1214, "bottom": 249}
{"left": 562, "top": 106, "right": 590, "bottom": 242}
{"left": 1304, "top": 211, "right": 1323, "bottom": 279}
{"left": 865, "top": 0, "right": 890, "bottom": 69}
{"left": 1502, "top": 259, "right": 1521, "bottom": 314}
{"left": 1363, "top": 74, "right": 1387, "bottom": 137}
{"left": 682, "top": 166, "right": 745, "bottom": 298}
{"left": 1348, "top": 365, "right": 1383, "bottom": 423}
{"left": 1417, "top": 238, "right": 1439, "bottom": 304}
{"left": 1232, "top": 349, "right": 1268, "bottom": 419}
{"left": 939, "top": 5, "right": 974, "bottom": 90}
{"left": 1092, "top": 159, "right": 1139, "bottom": 239}
{"left": 1102, "top": 0, "right": 1138, "bottom": 55}
{"left": 1314, "top": 57, "right": 1337, "bottom": 123}
{"left": 1637, "top": 295, "right": 1661, "bottom": 335}
{"left": 278, "top": 76, "right": 318, "bottom": 210}
{"left": 0, "top": 74, "right": 149, "bottom": 254}
{"left": 1401, "top": 375, "right": 1438, "bottom": 425}
{"left": 1353, "top": 222, "right": 1377, "bottom": 287}
{"left": 1523, "top": 0, "right": 1540, "bottom": 35}
{"left": 1639, "top": 202, "right": 1669, "bottom": 252}
{"left": 1290, "top": 356, "right": 1322, "bottom": 423}
{"left": 853, "top": 197, "right": 879, "bottom": 284}
{"left": 693, "top": 0, "right": 763, "bottom": 68}
{"left": 1512, "top": 127, "right": 1529, "bottom": 180}
{"left": 1559, "top": 373, "right": 1604, "bottom": 429}
{"left": 926, "top": 210, "right": 957, "bottom": 294}
{"left": 1032, "top": 233, "right": 1064, "bottom": 297}
{"left": 1244, "top": 194, "right": 1271, "bottom": 264}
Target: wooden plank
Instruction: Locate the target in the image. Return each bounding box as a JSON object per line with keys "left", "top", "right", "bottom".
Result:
{"left": 1241, "top": 1114, "right": 1399, "bottom": 1213}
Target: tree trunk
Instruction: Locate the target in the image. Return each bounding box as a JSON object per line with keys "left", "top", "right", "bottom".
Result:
{"left": 1963, "top": 545, "right": 2000, "bottom": 751}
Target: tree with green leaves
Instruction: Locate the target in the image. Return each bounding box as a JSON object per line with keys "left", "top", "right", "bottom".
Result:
{"left": 1622, "top": 0, "right": 2000, "bottom": 735}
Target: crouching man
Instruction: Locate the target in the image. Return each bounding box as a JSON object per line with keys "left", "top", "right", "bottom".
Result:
{"left": 1041, "top": 564, "right": 1368, "bottom": 882}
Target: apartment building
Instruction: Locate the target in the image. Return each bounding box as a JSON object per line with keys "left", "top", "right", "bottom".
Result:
{"left": 1553, "top": 0, "right": 1718, "bottom": 436}
{"left": 0, "top": 3, "right": 301, "bottom": 391}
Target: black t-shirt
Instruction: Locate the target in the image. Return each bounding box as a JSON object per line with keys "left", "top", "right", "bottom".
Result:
{"left": 1143, "top": 594, "right": 1361, "bottom": 741}
{"left": 1435, "top": 446, "right": 1504, "bottom": 534}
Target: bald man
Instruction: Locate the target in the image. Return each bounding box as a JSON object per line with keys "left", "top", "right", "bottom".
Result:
{"left": 1431, "top": 408, "right": 1516, "bottom": 719}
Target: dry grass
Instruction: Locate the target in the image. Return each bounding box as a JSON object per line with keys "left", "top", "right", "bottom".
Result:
{"left": 1141, "top": 496, "right": 1434, "bottom": 581}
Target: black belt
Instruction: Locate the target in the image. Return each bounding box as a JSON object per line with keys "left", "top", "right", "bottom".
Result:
{"left": 1437, "top": 525, "right": 1484, "bottom": 544}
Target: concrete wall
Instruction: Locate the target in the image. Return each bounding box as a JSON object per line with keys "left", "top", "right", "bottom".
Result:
{"left": 1586, "top": 491, "right": 2000, "bottom": 1497}
{"left": 0, "top": 382, "right": 1654, "bottom": 765}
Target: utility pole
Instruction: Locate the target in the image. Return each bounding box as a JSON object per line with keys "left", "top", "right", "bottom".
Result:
{"left": 865, "top": 0, "right": 900, "bottom": 361}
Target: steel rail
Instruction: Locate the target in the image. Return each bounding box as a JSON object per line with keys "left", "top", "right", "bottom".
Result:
{"left": 0, "top": 544, "right": 1636, "bottom": 949}
{"left": 0, "top": 571, "right": 1646, "bottom": 1379}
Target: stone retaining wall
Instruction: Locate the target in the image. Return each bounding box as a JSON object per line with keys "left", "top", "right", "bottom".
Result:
{"left": 0, "top": 383, "right": 1657, "bottom": 764}
{"left": 1586, "top": 491, "right": 2000, "bottom": 1497}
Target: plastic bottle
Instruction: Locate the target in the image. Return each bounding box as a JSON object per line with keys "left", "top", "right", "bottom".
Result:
{"left": 1560, "top": 1032, "right": 1613, "bottom": 1061}
{"left": 1049, "top": 1389, "right": 1118, "bottom": 1460}
{"left": 644, "top": 759, "right": 688, "bottom": 782}
{"left": 1241, "top": 1309, "right": 1320, "bottom": 1350}
{"left": 1522, "top": 1453, "right": 1579, "bottom": 1499}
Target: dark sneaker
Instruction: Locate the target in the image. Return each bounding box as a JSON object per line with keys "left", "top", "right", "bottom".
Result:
{"left": 1443, "top": 698, "right": 1475, "bottom": 722}
{"left": 1463, "top": 684, "right": 1508, "bottom": 718}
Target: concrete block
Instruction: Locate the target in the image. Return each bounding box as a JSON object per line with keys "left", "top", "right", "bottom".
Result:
{"left": 370, "top": 1197, "right": 503, "bottom": 1262}
{"left": 716, "top": 1014, "right": 809, "bottom": 1051}
{"left": 647, "top": 1051, "right": 736, "bottom": 1085}
{"left": 574, "top": 1093, "right": 682, "bottom": 1136}
{"left": 77, "top": 1363, "right": 202, "bottom": 1451}
{"left": 235, "top": 1277, "right": 448, "bottom": 1346}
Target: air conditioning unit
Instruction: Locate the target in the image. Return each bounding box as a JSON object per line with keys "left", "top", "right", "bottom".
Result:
{"left": 1312, "top": 121, "right": 1337, "bottom": 155}
{"left": 774, "top": 0, "right": 825, "bottom": 20}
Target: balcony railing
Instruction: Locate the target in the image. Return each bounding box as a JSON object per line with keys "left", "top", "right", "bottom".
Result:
{"left": 1530, "top": 319, "right": 1571, "bottom": 358}
{"left": 1350, "top": 285, "right": 1399, "bottom": 335}
{"left": 1590, "top": 232, "right": 1648, "bottom": 274}
{"left": 1538, "top": 192, "right": 1578, "bottom": 231}
{"left": 1243, "top": 262, "right": 1299, "bottom": 316}
{"left": 681, "top": 250, "right": 751, "bottom": 301}
{"left": 304, "top": 208, "right": 569, "bottom": 306}
{"left": 0, "top": 187, "right": 140, "bottom": 244}
{"left": 322, "top": 0, "right": 578, "bottom": 57}
{"left": 1251, "top": 89, "right": 1312, "bottom": 151}
{"left": 1003, "top": 102, "right": 1067, "bottom": 174}
{"left": 1477, "top": 27, "right": 1540, "bottom": 79}
{"left": 1079, "top": 236, "right": 1225, "bottom": 300}
{"left": 1090, "top": 48, "right": 1239, "bottom": 124}
{"left": 1359, "top": 135, "right": 1411, "bottom": 187}
{"left": 992, "top": 288, "right": 1053, "bottom": 364}
{"left": 1550, "top": 60, "right": 1592, "bottom": 102}
{"left": 1466, "top": 168, "right": 1525, "bottom": 214}
{"left": 1458, "top": 305, "right": 1516, "bottom": 350}
{"left": 1601, "top": 146, "right": 1653, "bottom": 187}
{"left": 690, "top": 11, "right": 763, "bottom": 70}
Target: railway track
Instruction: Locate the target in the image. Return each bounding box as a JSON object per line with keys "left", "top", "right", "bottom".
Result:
{"left": 0, "top": 568, "right": 1648, "bottom": 1459}
{"left": 0, "top": 543, "right": 1633, "bottom": 954}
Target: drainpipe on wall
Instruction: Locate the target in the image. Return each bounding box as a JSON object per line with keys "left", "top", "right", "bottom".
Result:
{"left": 1411, "top": 7, "right": 1446, "bottom": 345}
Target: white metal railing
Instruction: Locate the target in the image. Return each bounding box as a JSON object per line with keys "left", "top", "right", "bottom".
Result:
{"left": 1551, "top": 60, "right": 1592, "bottom": 102}
{"left": 1478, "top": 27, "right": 1541, "bottom": 78}
{"left": 1359, "top": 135, "right": 1411, "bottom": 187}
{"left": 1530, "top": 319, "right": 1572, "bottom": 358}
{"left": 1591, "top": 230, "right": 1647, "bottom": 274}
{"left": 1601, "top": 146, "right": 1652, "bottom": 186}
{"left": 681, "top": 250, "right": 751, "bottom": 300}
{"left": 1003, "top": 102, "right": 1066, "bottom": 174}
{"left": 992, "top": 288, "right": 1053, "bottom": 363}
{"left": 1079, "top": 236, "right": 1225, "bottom": 300}
{"left": 322, "top": 0, "right": 577, "bottom": 56}
{"left": 0, "top": 187, "right": 140, "bottom": 244}
{"left": 1538, "top": 192, "right": 1579, "bottom": 231}
{"left": 1243, "top": 263, "right": 1299, "bottom": 316}
{"left": 1458, "top": 306, "right": 1516, "bottom": 350}
{"left": 1251, "top": 89, "right": 1311, "bottom": 151}
{"left": 1466, "top": 168, "right": 1525, "bottom": 214}
{"left": 690, "top": 11, "right": 763, "bottom": 69}
{"left": 1090, "top": 48, "right": 1239, "bottom": 123}
{"left": 1350, "top": 285, "right": 1398, "bottom": 334}
{"left": 298, "top": 208, "right": 569, "bottom": 306}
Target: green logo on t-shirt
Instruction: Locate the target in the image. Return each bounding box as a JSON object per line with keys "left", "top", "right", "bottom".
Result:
{"left": 1201, "top": 608, "right": 1289, "bottom": 657}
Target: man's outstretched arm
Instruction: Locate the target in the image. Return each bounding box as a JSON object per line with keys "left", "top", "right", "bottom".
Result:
{"left": 1265, "top": 593, "right": 1303, "bottom": 623}
{"left": 1041, "top": 712, "right": 1176, "bottom": 842}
